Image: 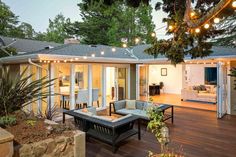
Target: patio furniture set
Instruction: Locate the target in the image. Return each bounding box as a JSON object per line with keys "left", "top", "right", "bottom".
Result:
{"left": 63, "top": 100, "right": 174, "bottom": 153}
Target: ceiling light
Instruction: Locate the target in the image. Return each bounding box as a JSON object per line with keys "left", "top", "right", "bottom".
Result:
{"left": 64, "top": 60, "right": 67, "bottom": 63}
{"left": 75, "top": 58, "right": 79, "bottom": 60}
{"left": 83, "top": 56, "right": 87, "bottom": 59}
{"left": 101, "top": 51, "right": 104, "bottom": 55}
{"left": 70, "top": 59, "right": 73, "bottom": 62}
{"left": 44, "top": 60, "right": 47, "bottom": 63}
{"left": 112, "top": 48, "right": 116, "bottom": 52}
{"left": 91, "top": 54, "right": 95, "bottom": 57}
{"left": 214, "top": 18, "right": 220, "bottom": 24}
{"left": 204, "top": 23, "right": 210, "bottom": 29}
{"left": 40, "top": 60, "right": 42, "bottom": 63}
{"left": 57, "top": 60, "right": 60, "bottom": 63}
{"left": 195, "top": 28, "right": 200, "bottom": 33}
{"left": 47, "top": 60, "right": 50, "bottom": 63}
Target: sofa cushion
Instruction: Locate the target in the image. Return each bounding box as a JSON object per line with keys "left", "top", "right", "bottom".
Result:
{"left": 143, "top": 102, "right": 153, "bottom": 111}
{"left": 135, "top": 101, "right": 145, "bottom": 110}
{"left": 126, "top": 100, "right": 136, "bottom": 110}
{"left": 116, "top": 109, "right": 148, "bottom": 120}
{"left": 114, "top": 100, "right": 126, "bottom": 111}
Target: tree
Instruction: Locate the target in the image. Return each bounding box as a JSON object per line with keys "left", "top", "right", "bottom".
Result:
{"left": 36, "top": 14, "right": 72, "bottom": 43}
{"left": 70, "top": 0, "right": 155, "bottom": 46}
{"left": 88, "top": 0, "right": 235, "bottom": 64}
{"left": 213, "top": 12, "right": 236, "bottom": 47}
{"left": 0, "top": 0, "right": 18, "bottom": 36}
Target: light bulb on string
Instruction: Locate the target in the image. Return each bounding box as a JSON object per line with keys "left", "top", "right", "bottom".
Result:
{"left": 195, "top": 28, "right": 200, "bottom": 33}
{"left": 204, "top": 23, "right": 210, "bottom": 29}
{"left": 122, "top": 43, "right": 127, "bottom": 48}
{"left": 168, "top": 25, "right": 174, "bottom": 31}
{"left": 232, "top": 1, "right": 236, "bottom": 8}
{"left": 151, "top": 32, "right": 156, "bottom": 37}
{"left": 111, "top": 47, "right": 116, "bottom": 52}
{"left": 214, "top": 18, "right": 220, "bottom": 24}
{"left": 135, "top": 38, "right": 140, "bottom": 44}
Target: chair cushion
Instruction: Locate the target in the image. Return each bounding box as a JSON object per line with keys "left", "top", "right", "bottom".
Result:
{"left": 126, "top": 100, "right": 136, "bottom": 110}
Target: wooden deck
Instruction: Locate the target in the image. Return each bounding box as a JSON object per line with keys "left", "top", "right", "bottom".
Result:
{"left": 86, "top": 107, "right": 236, "bottom": 157}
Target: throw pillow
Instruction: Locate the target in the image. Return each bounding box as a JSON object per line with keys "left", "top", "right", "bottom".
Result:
{"left": 126, "top": 100, "right": 136, "bottom": 110}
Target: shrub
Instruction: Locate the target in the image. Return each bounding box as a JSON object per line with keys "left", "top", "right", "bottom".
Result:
{"left": 0, "top": 67, "right": 55, "bottom": 116}
{"left": 0, "top": 116, "right": 17, "bottom": 127}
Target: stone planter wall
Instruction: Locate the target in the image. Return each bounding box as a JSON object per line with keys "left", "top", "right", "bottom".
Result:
{"left": 0, "top": 127, "right": 14, "bottom": 157}
{"left": 0, "top": 128, "right": 85, "bottom": 157}
{"left": 13, "top": 130, "right": 85, "bottom": 157}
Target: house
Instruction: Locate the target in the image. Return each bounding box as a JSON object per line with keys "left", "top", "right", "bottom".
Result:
{"left": 1, "top": 37, "right": 236, "bottom": 118}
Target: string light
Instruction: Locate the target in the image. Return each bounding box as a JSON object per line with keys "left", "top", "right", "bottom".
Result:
{"left": 168, "top": 25, "right": 174, "bottom": 30}
{"left": 135, "top": 38, "right": 140, "bottom": 44}
{"left": 112, "top": 48, "right": 116, "bottom": 52}
{"left": 101, "top": 51, "right": 104, "bottom": 55}
{"left": 122, "top": 43, "right": 127, "bottom": 48}
{"left": 232, "top": 1, "right": 236, "bottom": 8}
{"left": 151, "top": 32, "right": 156, "bottom": 37}
{"left": 204, "top": 23, "right": 210, "bottom": 29}
{"left": 190, "top": 11, "right": 195, "bottom": 18}
{"left": 195, "top": 28, "right": 200, "bottom": 33}
{"left": 214, "top": 17, "right": 220, "bottom": 24}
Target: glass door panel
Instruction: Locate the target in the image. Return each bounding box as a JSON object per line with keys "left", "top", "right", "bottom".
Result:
{"left": 117, "top": 68, "right": 128, "bottom": 100}
{"left": 139, "top": 65, "right": 149, "bottom": 101}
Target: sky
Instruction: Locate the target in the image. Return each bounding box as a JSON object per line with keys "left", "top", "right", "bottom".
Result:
{"left": 2, "top": 0, "right": 168, "bottom": 39}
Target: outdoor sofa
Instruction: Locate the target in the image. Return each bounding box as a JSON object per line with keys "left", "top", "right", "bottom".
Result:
{"left": 63, "top": 108, "right": 140, "bottom": 153}
{"left": 109, "top": 100, "right": 174, "bottom": 123}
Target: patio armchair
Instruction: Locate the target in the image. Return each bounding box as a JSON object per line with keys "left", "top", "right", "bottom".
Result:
{"left": 92, "top": 88, "right": 99, "bottom": 107}
{"left": 76, "top": 89, "right": 89, "bottom": 108}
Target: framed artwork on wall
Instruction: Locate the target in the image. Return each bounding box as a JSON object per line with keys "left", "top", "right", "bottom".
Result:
{"left": 161, "top": 68, "right": 167, "bottom": 76}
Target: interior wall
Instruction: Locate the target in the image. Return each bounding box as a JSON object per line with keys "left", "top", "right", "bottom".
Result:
{"left": 230, "top": 61, "right": 236, "bottom": 115}
{"left": 185, "top": 64, "right": 216, "bottom": 86}
{"left": 130, "top": 64, "right": 136, "bottom": 99}
{"left": 149, "top": 64, "right": 183, "bottom": 94}
{"left": 106, "top": 67, "right": 115, "bottom": 96}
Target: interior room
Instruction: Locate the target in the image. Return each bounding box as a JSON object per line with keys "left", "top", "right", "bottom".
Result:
{"left": 140, "top": 63, "right": 218, "bottom": 111}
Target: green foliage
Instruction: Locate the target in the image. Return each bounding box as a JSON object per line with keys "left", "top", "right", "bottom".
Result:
{"left": 35, "top": 14, "right": 72, "bottom": 43}
{"left": 26, "top": 119, "right": 36, "bottom": 126}
{"left": 70, "top": 0, "right": 155, "bottom": 46}
{"left": 37, "top": 104, "right": 58, "bottom": 120}
{"left": 0, "top": 1, "right": 35, "bottom": 39}
{"left": 0, "top": 46, "right": 17, "bottom": 58}
{"left": 147, "top": 106, "right": 165, "bottom": 143}
{"left": 0, "top": 116, "right": 16, "bottom": 127}
{"left": 0, "top": 67, "right": 55, "bottom": 116}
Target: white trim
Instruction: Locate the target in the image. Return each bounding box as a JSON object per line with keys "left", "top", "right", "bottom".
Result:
{"left": 27, "top": 65, "right": 32, "bottom": 111}
{"left": 227, "top": 63, "right": 231, "bottom": 114}
{"left": 136, "top": 65, "right": 140, "bottom": 100}
{"left": 70, "top": 64, "right": 75, "bottom": 110}
{"left": 127, "top": 65, "right": 131, "bottom": 99}
{"left": 88, "top": 64, "right": 92, "bottom": 106}
{"left": 102, "top": 65, "right": 106, "bottom": 107}
{"left": 36, "top": 67, "right": 42, "bottom": 114}
{"left": 49, "top": 63, "right": 55, "bottom": 108}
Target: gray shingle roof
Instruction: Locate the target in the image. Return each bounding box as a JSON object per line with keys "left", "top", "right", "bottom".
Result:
{"left": 25, "top": 44, "right": 137, "bottom": 59}
{"left": 0, "top": 36, "right": 61, "bottom": 53}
